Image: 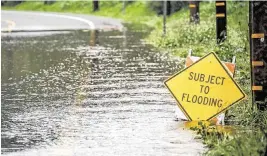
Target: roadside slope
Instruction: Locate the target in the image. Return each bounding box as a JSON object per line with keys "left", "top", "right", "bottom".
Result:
{"left": 147, "top": 2, "right": 267, "bottom": 155}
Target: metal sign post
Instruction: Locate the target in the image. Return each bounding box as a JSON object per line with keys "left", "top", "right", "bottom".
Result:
{"left": 163, "top": 1, "right": 171, "bottom": 36}
{"left": 249, "top": 1, "right": 267, "bottom": 110}
{"left": 216, "top": 1, "right": 227, "bottom": 44}
{"left": 122, "top": 0, "right": 125, "bottom": 14}
{"left": 163, "top": 0, "right": 167, "bottom": 36}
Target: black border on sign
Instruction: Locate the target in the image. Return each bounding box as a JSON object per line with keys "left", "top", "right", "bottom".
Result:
{"left": 164, "top": 52, "right": 246, "bottom": 121}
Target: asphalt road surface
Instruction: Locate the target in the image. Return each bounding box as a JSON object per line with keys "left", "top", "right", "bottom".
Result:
{"left": 1, "top": 10, "right": 123, "bottom": 32}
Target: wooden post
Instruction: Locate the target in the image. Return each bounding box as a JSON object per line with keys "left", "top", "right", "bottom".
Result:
{"left": 93, "top": 0, "right": 99, "bottom": 12}
{"left": 89, "top": 30, "right": 99, "bottom": 46}
{"left": 189, "top": 1, "right": 200, "bottom": 24}
{"left": 216, "top": 1, "right": 227, "bottom": 44}
{"left": 249, "top": 1, "right": 267, "bottom": 110}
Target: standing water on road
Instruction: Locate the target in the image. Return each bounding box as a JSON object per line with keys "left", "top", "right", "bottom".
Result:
{"left": 1, "top": 25, "right": 204, "bottom": 155}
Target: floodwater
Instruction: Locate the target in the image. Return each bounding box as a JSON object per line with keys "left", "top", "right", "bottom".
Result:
{"left": 1, "top": 25, "right": 204, "bottom": 156}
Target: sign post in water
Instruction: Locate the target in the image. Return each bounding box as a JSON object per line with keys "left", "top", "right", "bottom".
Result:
{"left": 165, "top": 52, "right": 246, "bottom": 121}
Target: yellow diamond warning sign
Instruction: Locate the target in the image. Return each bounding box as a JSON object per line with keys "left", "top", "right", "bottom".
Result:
{"left": 164, "top": 52, "right": 246, "bottom": 121}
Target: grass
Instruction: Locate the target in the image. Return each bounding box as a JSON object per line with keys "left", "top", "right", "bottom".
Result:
{"left": 2, "top": 1, "right": 160, "bottom": 27}
{"left": 2, "top": 1, "right": 267, "bottom": 155}
{"left": 191, "top": 120, "right": 267, "bottom": 155}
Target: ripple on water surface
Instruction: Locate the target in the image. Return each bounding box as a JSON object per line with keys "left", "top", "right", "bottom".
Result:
{"left": 1, "top": 28, "right": 204, "bottom": 155}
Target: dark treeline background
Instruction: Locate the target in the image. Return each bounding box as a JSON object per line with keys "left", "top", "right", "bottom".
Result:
{"left": 2, "top": 1, "right": 188, "bottom": 16}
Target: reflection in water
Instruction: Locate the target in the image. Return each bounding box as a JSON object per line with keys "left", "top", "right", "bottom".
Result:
{"left": 3, "top": 42, "right": 13, "bottom": 80}
{"left": 123, "top": 27, "right": 127, "bottom": 48}
{"left": 89, "top": 30, "right": 99, "bottom": 46}
{"left": 1, "top": 26, "right": 204, "bottom": 155}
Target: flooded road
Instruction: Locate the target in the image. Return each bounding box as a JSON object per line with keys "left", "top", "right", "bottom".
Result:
{"left": 1, "top": 25, "right": 204, "bottom": 155}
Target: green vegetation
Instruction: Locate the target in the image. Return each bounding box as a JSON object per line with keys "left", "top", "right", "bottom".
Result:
{"left": 3, "top": 1, "right": 267, "bottom": 155}
{"left": 148, "top": 2, "right": 267, "bottom": 155}
{"left": 191, "top": 120, "right": 267, "bottom": 155}
{"left": 2, "top": 1, "right": 160, "bottom": 26}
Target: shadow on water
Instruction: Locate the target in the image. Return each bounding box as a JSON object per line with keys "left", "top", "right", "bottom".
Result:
{"left": 1, "top": 24, "right": 204, "bottom": 155}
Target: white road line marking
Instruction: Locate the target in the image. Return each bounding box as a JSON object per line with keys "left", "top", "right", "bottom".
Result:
{"left": 1, "top": 11, "right": 96, "bottom": 31}
{"left": 2, "top": 20, "right": 16, "bottom": 32}
{"left": 36, "top": 12, "right": 96, "bottom": 30}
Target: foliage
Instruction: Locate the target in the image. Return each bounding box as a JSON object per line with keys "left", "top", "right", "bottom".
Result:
{"left": 148, "top": 1, "right": 267, "bottom": 155}
{"left": 1, "top": 1, "right": 23, "bottom": 7}
{"left": 2, "top": 1, "right": 156, "bottom": 25}
{"left": 146, "top": 1, "right": 187, "bottom": 15}
{"left": 206, "top": 130, "right": 267, "bottom": 156}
